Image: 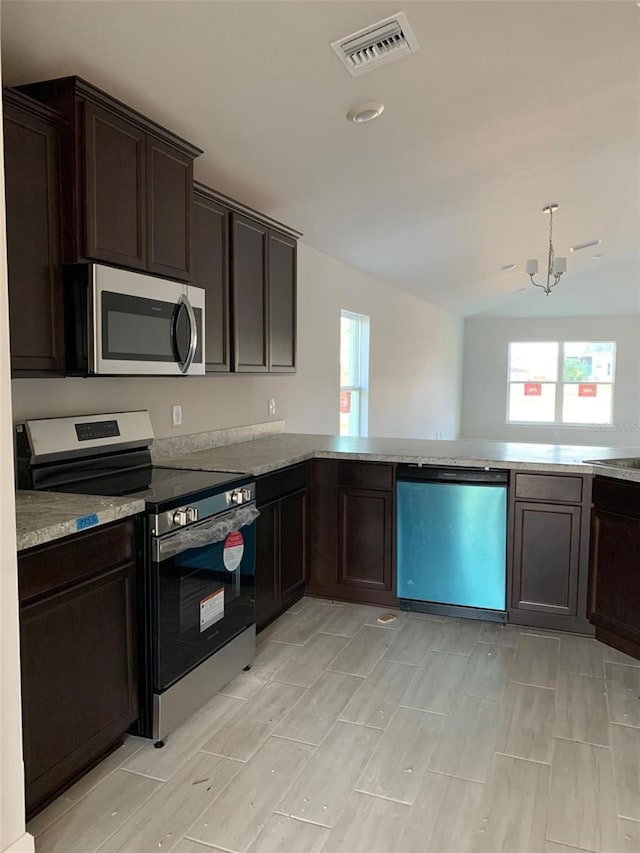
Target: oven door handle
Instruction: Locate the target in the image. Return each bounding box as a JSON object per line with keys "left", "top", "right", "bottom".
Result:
{"left": 172, "top": 294, "right": 198, "bottom": 374}
{"left": 152, "top": 504, "right": 259, "bottom": 562}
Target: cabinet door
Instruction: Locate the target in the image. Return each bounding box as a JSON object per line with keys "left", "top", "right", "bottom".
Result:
{"left": 338, "top": 488, "right": 393, "bottom": 592}
{"left": 146, "top": 137, "right": 192, "bottom": 280}
{"left": 255, "top": 499, "right": 280, "bottom": 630}
{"left": 192, "top": 190, "right": 230, "bottom": 371}
{"left": 4, "top": 97, "right": 63, "bottom": 374}
{"left": 280, "top": 488, "right": 308, "bottom": 602}
{"left": 589, "top": 508, "right": 640, "bottom": 651}
{"left": 20, "top": 562, "right": 137, "bottom": 817}
{"left": 268, "top": 230, "right": 296, "bottom": 372}
{"left": 231, "top": 214, "right": 268, "bottom": 372}
{"left": 512, "top": 501, "right": 581, "bottom": 616}
{"left": 83, "top": 102, "right": 146, "bottom": 269}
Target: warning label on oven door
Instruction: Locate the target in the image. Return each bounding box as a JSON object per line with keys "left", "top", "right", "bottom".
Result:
{"left": 223, "top": 530, "right": 244, "bottom": 572}
{"left": 200, "top": 588, "right": 224, "bottom": 632}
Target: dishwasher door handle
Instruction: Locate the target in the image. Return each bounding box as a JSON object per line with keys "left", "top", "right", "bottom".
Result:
{"left": 397, "top": 465, "right": 509, "bottom": 485}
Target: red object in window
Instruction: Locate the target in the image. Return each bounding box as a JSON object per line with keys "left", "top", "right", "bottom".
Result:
{"left": 524, "top": 383, "right": 542, "bottom": 396}
{"left": 340, "top": 391, "right": 351, "bottom": 413}
{"left": 578, "top": 384, "right": 597, "bottom": 397}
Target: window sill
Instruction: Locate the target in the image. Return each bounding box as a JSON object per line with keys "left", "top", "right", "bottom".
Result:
{"left": 505, "top": 421, "right": 613, "bottom": 430}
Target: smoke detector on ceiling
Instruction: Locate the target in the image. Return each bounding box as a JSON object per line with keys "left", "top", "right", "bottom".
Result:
{"left": 347, "top": 102, "right": 385, "bottom": 123}
{"left": 331, "top": 12, "right": 419, "bottom": 77}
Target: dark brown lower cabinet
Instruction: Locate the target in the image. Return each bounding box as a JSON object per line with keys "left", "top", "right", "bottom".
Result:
{"left": 509, "top": 473, "right": 593, "bottom": 634}
{"left": 589, "top": 477, "right": 640, "bottom": 660}
{"left": 309, "top": 460, "right": 397, "bottom": 607}
{"left": 18, "top": 519, "right": 139, "bottom": 818}
{"left": 255, "top": 499, "right": 280, "bottom": 626}
{"left": 255, "top": 464, "right": 309, "bottom": 630}
{"left": 280, "top": 488, "right": 308, "bottom": 600}
{"left": 339, "top": 488, "right": 393, "bottom": 593}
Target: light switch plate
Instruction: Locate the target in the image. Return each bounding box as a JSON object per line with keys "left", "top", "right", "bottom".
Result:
{"left": 171, "top": 405, "right": 182, "bottom": 427}
{"left": 268, "top": 398, "right": 276, "bottom": 416}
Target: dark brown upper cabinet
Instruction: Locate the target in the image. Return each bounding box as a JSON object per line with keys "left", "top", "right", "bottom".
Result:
{"left": 194, "top": 185, "right": 300, "bottom": 375}
{"left": 230, "top": 210, "right": 300, "bottom": 374}
{"left": 83, "top": 101, "right": 146, "bottom": 269}
{"left": 268, "top": 230, "right": 297, "bottom": 372}
{"left": 191, "top": 183, "right": 230, "bottom": 372}
{"left": 3, "top": 89, "right": 64, "bottom": 375}
{"left": 146, "top": 136, "right": 192, "bottom": 279}
{"left": 18, "top": 76, "right": 201, "bottom": 281}
{"left": 231, "top": 213, "right": 269, "bottom": 372}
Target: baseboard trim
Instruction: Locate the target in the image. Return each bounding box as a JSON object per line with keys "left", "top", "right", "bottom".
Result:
{"left": 3, "top": 831, "right": 35, "bottom": 853}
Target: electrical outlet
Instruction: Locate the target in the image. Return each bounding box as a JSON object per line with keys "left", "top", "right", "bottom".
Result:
{"left": 268, "top": 398, "right": 276, "bottom": 417}
{"left": 171, "top": 405, "right": 182, "bottom": 428}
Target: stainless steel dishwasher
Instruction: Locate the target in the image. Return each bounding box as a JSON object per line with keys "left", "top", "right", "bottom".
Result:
{"left": 396, "top": 465, "right": 509, "bottom": 621}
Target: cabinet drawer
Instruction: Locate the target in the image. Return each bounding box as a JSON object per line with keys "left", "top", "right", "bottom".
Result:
{"left": 19, "top": 518, "right": 136, "bottom": 603}
{"left": 338, "top": 462, "right": 394, "bottom": 491}
{"left": 514, "top": 473, "right": 583, "bottom": 504}
{"left": 256, "top": 462, "right": 310, "bottom": 506}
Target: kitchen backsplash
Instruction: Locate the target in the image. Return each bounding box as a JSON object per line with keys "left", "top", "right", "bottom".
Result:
{"left": 151, "top": 419, "right": 286, "bottom": 460}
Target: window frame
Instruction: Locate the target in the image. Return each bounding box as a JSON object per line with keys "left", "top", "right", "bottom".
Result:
{"left": 340, "top": 310, "right": 370, "bottom": 437}
{"left": 506, "top": 340, "right": 616, "bottom": 428}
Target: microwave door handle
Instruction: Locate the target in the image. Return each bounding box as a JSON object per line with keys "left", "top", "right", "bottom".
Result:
{"left": 173, "top": 294, "right": 198, "bottom": 374}
{"left": 182, "top": 294, "right": 198, "bottom": 373}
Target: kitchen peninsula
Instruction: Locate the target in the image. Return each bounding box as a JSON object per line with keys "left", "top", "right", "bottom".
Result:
{"left": 153, "top": 431, "right": 640, "bottom": 479}
{"left": 148, "top": 429, "right": 640, "bottom": 658}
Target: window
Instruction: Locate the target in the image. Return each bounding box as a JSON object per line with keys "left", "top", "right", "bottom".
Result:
{"left": 340, "top": 311, "right": 369, "bottom": 436}
{"left": 507, "top": 341, "right": 615, "bottom": 425}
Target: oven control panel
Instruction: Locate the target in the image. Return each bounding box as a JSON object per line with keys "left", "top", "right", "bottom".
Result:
{"left": 149, "top": 482, "right": 256, "bottom": 537}
{"left": 172, "top": 507, "right": 199, "bottom": 526}
{"left": 75, "top": 419, "right": 121, "bottom": 442}
{"left": 230, "top": 488, "right": 252, "bottom": 505}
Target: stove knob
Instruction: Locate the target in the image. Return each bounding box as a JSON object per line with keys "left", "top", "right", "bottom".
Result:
{"left": 186, "top": 507, "right": 198, "bottom": 523}
{"left": 242, "top": 488, "right": 252, "bottom": 502}
{"left": 230, "top": 490, "right": 243, "bottom": 505}
{"left": 172, "top": 509, "right": 188, "bottom": 526}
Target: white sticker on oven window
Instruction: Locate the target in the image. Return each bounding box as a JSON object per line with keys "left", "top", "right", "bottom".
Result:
{"left": 200, "top": 588, "right": 224, "bottom": 632}
{"left": 223, "top": 530, "right": 244, "bottom": 572}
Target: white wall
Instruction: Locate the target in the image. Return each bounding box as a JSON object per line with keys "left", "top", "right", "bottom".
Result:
{"left": 11, "top": 243, "right": 463, "bottom": 441}
{"left": 461, "top": 315, "right": 640, "bottom": 447}
{"left": 0, "top": 16, "right": 34, "bottom": 852}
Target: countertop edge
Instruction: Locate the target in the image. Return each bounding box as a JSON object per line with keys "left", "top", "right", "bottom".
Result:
{"left": 17, "top": 437, "right": 640, "bottom": 551}
{"left": 158, "top": 446, "right": 640, "bottom": 481}
{"left": 16, "top": 494, "right": 146, "bottom": 553}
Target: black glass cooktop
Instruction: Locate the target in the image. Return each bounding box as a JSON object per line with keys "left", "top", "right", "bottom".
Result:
{"left": 46, "top": 466, "right": 252, "bottom": 510}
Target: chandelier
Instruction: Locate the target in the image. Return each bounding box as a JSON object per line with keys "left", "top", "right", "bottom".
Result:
{"left": 526, "top": 204, "right": 567, "bottom": 296}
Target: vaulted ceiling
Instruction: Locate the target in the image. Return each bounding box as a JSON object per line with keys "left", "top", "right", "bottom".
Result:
{"left": 2, "top": 0, "right": 639, "bottom": 317}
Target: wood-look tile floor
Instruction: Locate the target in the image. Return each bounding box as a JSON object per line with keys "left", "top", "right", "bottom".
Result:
{"left": 29, "top": 598, "right": 640, "bottom": 853}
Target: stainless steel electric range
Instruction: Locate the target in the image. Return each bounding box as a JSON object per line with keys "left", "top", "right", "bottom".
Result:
{"left": 16, "top": 410, "right": 257, "bottom": 746}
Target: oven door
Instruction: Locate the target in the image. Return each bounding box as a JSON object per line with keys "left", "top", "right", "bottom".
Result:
{"left": 90, "top": 264, "right": 205, "bottom": 375}
{"left": 151, "top": 508, "right": 256, "bottom": 693}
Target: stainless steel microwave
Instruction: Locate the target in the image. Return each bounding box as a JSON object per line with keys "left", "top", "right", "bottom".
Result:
{"left": 65, "top": 264, "right": 205, "bottom": 376}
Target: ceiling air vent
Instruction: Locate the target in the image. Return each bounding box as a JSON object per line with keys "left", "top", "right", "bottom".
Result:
{"left": 331, "top": 12, "right": 419, "bottom": 77}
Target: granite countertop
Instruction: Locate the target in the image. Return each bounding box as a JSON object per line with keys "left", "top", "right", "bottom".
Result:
{"left": 15, "top": 491, "right": 146, "bottom": 552}
{"left": 16, "top": 433, "right": 638, "bottom": 551}
{"left": 157, "top": 433, "right": 640, "bottom": 481}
